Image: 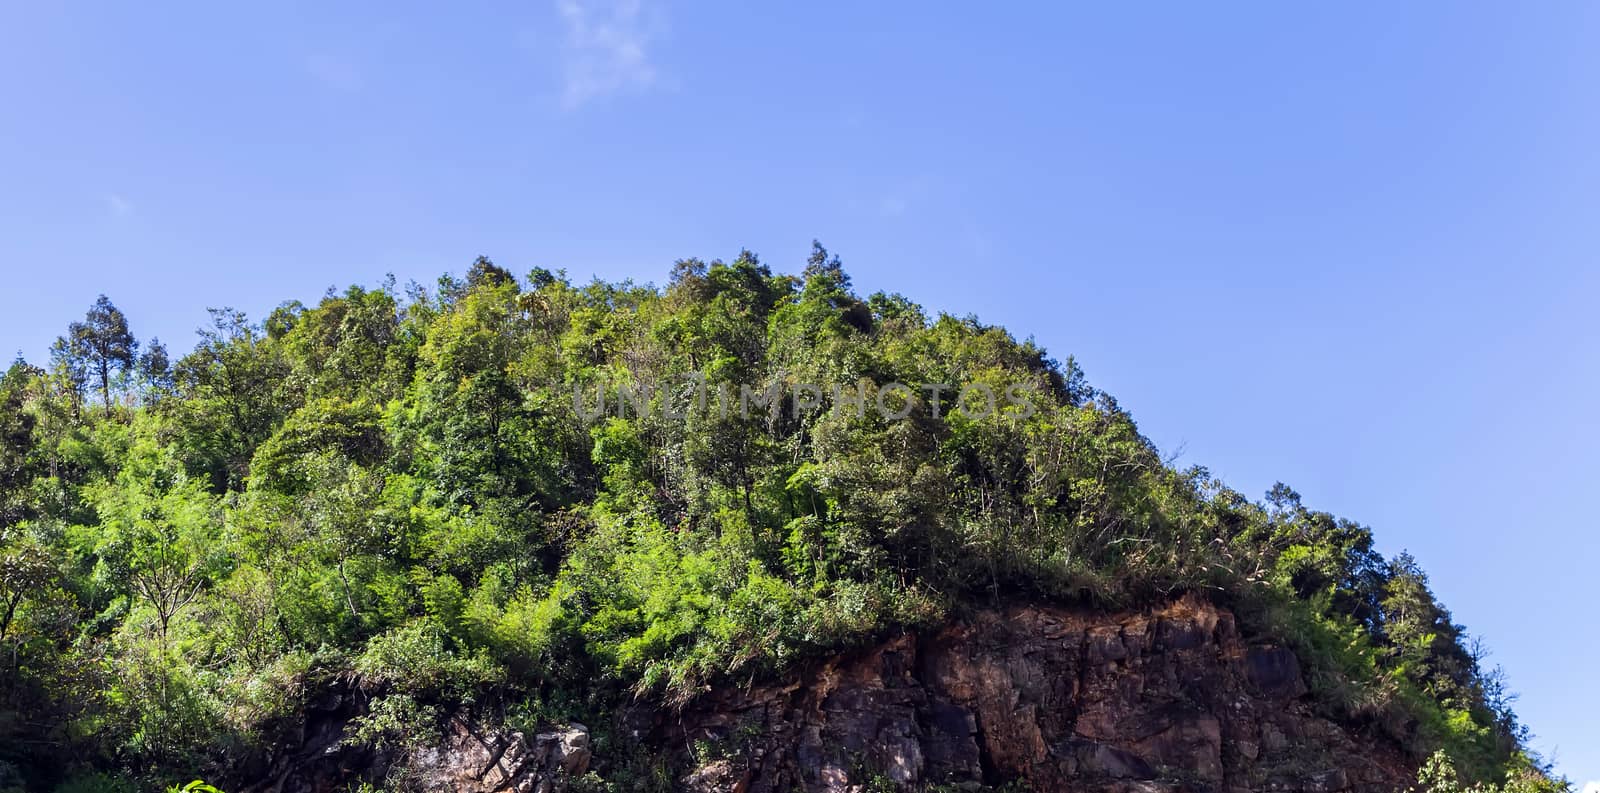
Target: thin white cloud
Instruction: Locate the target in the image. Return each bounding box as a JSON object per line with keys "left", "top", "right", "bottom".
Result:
{"left": 556, "top": 0, "right": 660, "bottom": 108}
{"left": 1581, "top": 782, "right": 1598, "bottom": 793}
{"left": 105, "top": 193, "right": 133, "bottom": 218}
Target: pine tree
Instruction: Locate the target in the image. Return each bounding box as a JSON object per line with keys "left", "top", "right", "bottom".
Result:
{"left": 63, "top": 295, "right": 137, "bottom": 416}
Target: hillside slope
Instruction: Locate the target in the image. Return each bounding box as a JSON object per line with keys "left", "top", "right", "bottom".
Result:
{"left": 0, "top": 248, "right": 1559, "bottom": 792}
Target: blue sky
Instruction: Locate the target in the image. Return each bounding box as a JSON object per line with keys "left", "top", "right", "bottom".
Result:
{"left": 2, "top": 1, "right": 1597, "bottom": 783}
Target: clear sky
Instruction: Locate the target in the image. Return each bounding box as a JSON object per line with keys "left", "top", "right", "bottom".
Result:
{"left": 2, "top": 1, "right": 1596, "bottom": 784}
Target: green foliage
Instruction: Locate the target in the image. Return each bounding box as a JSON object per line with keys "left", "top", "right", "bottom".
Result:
{"left": 1410, "top": 750, "right": 1567, "bottom": 793}
{"left": 165, "top": 782, "right": 225, "bottom": 793}
{"left": 0, "top": 254, "right": 1554, "bottom": 790}
{"left": 52, "top": 295, "right": 138, "bottom": 418}
{"left": 344, "top": 620, "right": 505, "bottom": 754}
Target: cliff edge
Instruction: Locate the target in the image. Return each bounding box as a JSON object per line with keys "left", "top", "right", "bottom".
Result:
{"left": 668, "top": 595, "right": 1411, "bottom": 792}
{"left": 242, "top": 595, "right": 1417, "bottom": 793}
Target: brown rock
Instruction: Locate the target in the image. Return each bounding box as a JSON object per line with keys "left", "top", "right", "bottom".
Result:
{"left": 664, "top": 597, "right": 1413, "bottom": 792}
{"left": 234, "top": 597, "right": 1415, "bottom": 793}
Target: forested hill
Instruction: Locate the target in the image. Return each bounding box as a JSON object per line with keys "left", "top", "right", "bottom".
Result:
{"left": 0, "top": 247, "right": 1561, "bottom": 791}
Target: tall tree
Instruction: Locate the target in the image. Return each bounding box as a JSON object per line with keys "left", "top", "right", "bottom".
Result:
{"left": 0, "top": 361, "right": 40, "bottom": 527}
{"left": 48, "top": 334, "right": 88, "bottom": 415}
{"left": 64, "top": 295, "right": 138, "bottom": 416}
{"left": 171, "top": 308, "right": 289, "bottom": 490}
{"left": 137, "top": 337, "right": 173, "bottom": 402}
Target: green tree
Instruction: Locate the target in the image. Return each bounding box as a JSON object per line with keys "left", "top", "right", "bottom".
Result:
{"left": 0, "top": 362, "right": 40, "bottom": 528}
{"left": 138, "top": 336, "right": 174, "bottom": 401}
{"left": 169, "top": 309, "right": 290, "bottom": 490}
{"left": 0, "top": 529, "right": 54, "bottom": 648}
{"left": 64, "top": 295, "right": 139, "bottom": 417}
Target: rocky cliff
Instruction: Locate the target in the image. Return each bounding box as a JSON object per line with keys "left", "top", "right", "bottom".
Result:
{"left": 237, "top": 596, "right": 1416, "bottom": 792}
{"left": 667, "top": 595, "right": 1412, "bottom": 792}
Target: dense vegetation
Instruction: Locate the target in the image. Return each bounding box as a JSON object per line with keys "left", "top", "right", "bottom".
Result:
{"left": 0, "top": 247, "right": 1561, "bottom": 791}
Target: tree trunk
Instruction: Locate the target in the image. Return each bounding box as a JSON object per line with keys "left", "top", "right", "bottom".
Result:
{"left": 98, "top": 358, "right": 111, "bottom": 417}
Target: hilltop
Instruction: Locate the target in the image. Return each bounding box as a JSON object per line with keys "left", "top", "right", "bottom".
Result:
{"left": 0, "top": 247, "right": 1562, "bottom": 792}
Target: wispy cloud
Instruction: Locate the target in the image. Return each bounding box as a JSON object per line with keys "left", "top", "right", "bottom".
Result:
{"left": 556, "top": 0, "right": 661, "bottom": 108}
{"left": 1581, "top": 782, "right": 1598, "bottom": 793}
{"left": 105, "top": 193, "right": 133, "bottom": 218}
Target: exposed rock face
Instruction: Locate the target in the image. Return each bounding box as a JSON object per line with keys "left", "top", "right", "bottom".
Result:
{"left": 234, "top": 596, "right": 1412, "bottom": 792}
{"left": 667, "top": 596, "right": 1412, "bottom": 792}
{"left": 236, "top": 690, "right": 591, "bottom": 793}
{"left": 406, "top": 723, "right": 591, "bottom": 793}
